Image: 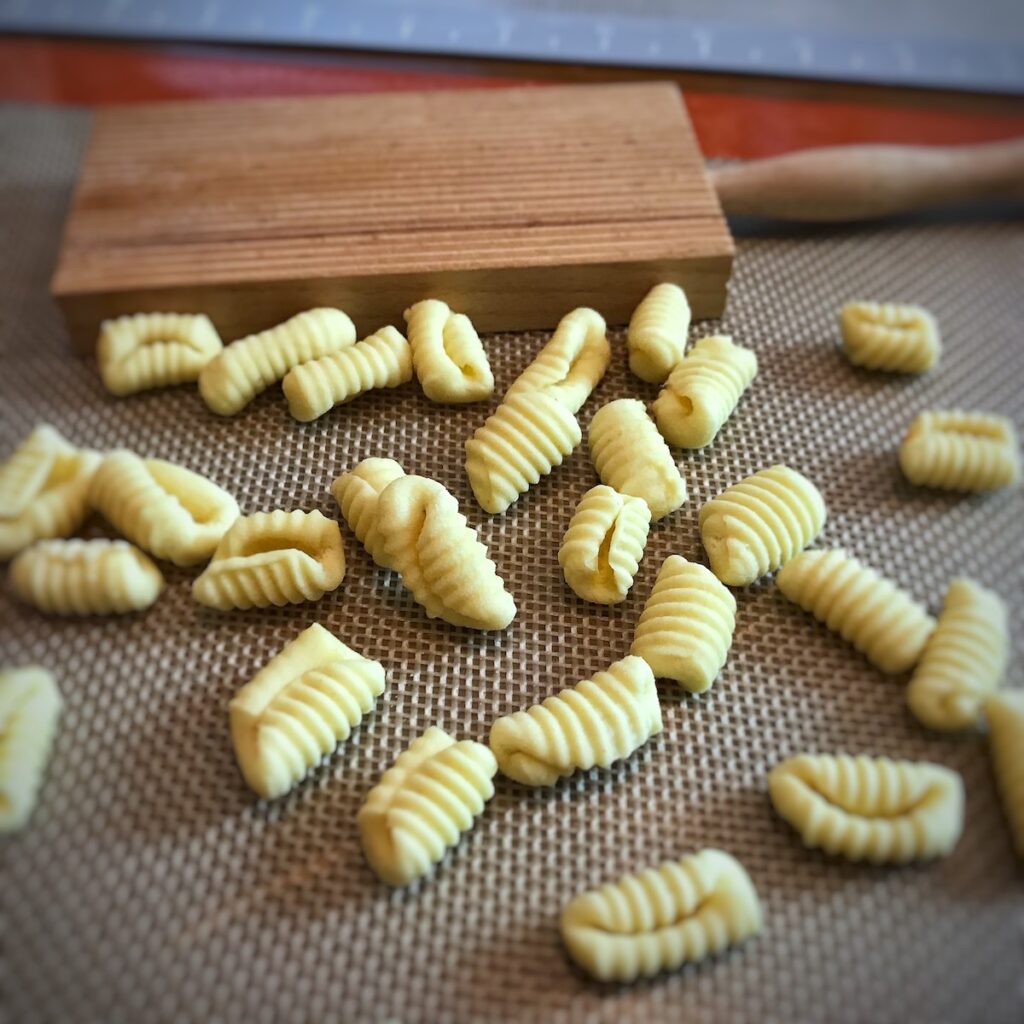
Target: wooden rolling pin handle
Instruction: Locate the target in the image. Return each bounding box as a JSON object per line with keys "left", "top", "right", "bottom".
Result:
{"left": 710, "top": 138, "right": 1024, "bottom": 221}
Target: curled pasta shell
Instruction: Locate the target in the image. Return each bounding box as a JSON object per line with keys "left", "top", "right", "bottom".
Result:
{"left": 465, "top": 390, "right": 582, "bottom": 515}
{"left": 191, "top": 509, "right": 345, "bottom": 610}
{"left": 357, "top": 726, "right": 497, "bottom": 886}
{"left": 839, "top": 302, "right": 940, "bottom": 373}
{"left": 229, "top": 624, "right": 386, "bottom": 800}
{"left": 626, "top": 282, "right": 691, "bottom": 384}
{"left": 768, "top": 753, "right": 964, "bottom": 863}
{"left": 985, "top": 691, "right": 1024, "bottom": 860}
{"left": 330, "top": 458, "right": 406, "bottom": 567}
{"left": 653, "top": 335, "right": 758, "bottom": 449}
{"left": 899, "top": 409, "right": 1020, "bottom": 492}
{"left": 588, "top": 399, "right": 687, "bottom": 520}
{"left": 0, "top": 666, "right": 62, "bottom": 832}
{"left": 558, "top": 485, "right": 651, "bottom": 604}
{"left": 488, "top": 656, "right": 662, "bottom": 786}
{"left": 282, "top": 326, "right": 412, "bottom": 422}
{"left": 97, "top": 312, "right": 223, "bottom": 395}
{"left": 698, "top": 464, "right": 826, "bottom": 586}
{"left": 0, "top": 425, "right": 101, "bottom": 561}
{"left": 198, "top": 308, "right": 356, "bottom": 416}
{"left": 560, "top": 849, "right": 762, "bottom": 982}
{"left": 377, "top": 475, "right": 516, "bottom": 630}
{"left": 907, "top": 579, "right": 1008, "bottom": 731}
{"left": 631, "top": 555, "right": 737, "bottom": 693}
{"left": 10, "top": 539, "right": 164, "bottom": 615}
{"left": 777, "top": 548, "right": 934, "bottom": 674}
{"left": 403, "top": 299, "right": 494, "bottom": 403}
{"left": 89, "top": 450, "right": 239, "bottom": 566}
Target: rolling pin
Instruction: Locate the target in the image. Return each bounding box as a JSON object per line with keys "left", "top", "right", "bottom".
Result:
{"left": 710, "top": 137, "right": 1024, "bottom": 221}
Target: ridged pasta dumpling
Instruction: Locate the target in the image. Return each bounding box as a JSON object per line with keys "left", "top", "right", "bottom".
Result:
{"left": 358, "top": 726, "right": 497, "bottom": 886}
{"left": 768, "top": 753, "right": 964, "bottom": 863}
{"left": 698, "top": 464, "right": 825, "bottom": 586}
{"left": 626, "top": 282, "right": 691, "bottom": 384}
{"left": 229, "top": 624, "right": 386, "bottom": 800}
{"left": 588, "top": 399, "right": 687, "bottom": 521}
{"left": 403, "top": 299, "right": 494, "bottom": 403}
{"left": 839, "top": 302, "right": 940, "bottom": 373}
{"left": 560, "top": 849, "right": 762, "bottom": 982}
{"left": 907, "top": 578, "right": 1008, "bottom": 731}
{"left": 488, "top": 656, "right": 662, "bottom": 786}
{"left": 776, "top": 548, "right": 934, "bottom": 674}
{"left": 330, "top": 457, "right": 406, "bottom": 566}
{"left": 985, "top": 691, "right": 1024, "bottom": 859}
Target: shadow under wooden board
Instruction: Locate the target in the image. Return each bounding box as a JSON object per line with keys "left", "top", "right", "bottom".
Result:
{"left": 51, "top": 81, "right": 733, "bottom": 353}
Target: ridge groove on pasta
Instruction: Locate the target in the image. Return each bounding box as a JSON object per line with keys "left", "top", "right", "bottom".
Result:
{"left": 776, "top": 548, "right": 935, "bottom": 674}
{"left": 898, "top": 409, "right": 1020, "bottom": 492}
{"left": 488, "top": 656, "right": 662, "bottom": 786}
{"left": 89, "top": 450, "right": 239, "bottom": 566}
{"left": 357, "top": 726, "right": 497, "bottom": 886}
{"left": 282, "top": 326, "right": 412, "bottom": 422}
{"left": 97, "top": 312, "right": 224, "bottom": 395}
{"left": 198, "top": 307, "right": 356, "bottom": 416}
{"left": 505, "top": 307, "right": 610, "bottom": 413}
{"left": 626, "top": 282, "right": 692, "bottom": 384}
{"left": 768, "top": 753, "right": 964, "bottom": 863}
{"left": 588, "top": 399, "right": 687, "bottom": 521}
{"left": 229, "top": 624, "right": 386, "bottom": 800}
{"left": 0, "top": 666, "right": 62, "bottom": 832}
{"left": 558, "top": 485, "right": 651, "bottom": 604}
{"left": 330, "top": 458, "right": 406, "bottom": 567}
{"left": 376, "top": 475, "right": 516, "bottom": 630}
{"left": 403, "top": 299, "right": 495, "bottom": 403}
{"left": 560, "top": 849, "right": 762, "bottom": 982}
{"left": 465, "top": 390, "right": 582, "bottom": 515}
{"left": 698, "top": 464, "right": 826, "bottom": 586}
{"left": 631, "top": 556, "right": 737, "bottom": 693}
{"left": 907, "top": 579, "right": 1008, "bottom": 731}
{"left": 839, "top": 302, "right": 940, "bottom": 373}
{"left": 191, "top": 509, "right": 345, "bottom": 610}
{"left": 0, "top": 425, "right": 101, "bottom": 561}
{"left": 9, "top": 538, "right": 164, "bottom": 615}
{"left": 653, "top": 335, "right": 758, "bottom": 449}
{"left": 985, "top": 692, "right": 1024, "bottom": 859}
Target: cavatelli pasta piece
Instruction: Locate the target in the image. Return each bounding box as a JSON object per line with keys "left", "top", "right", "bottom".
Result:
{"left": 776, "top": 548, "right": 934, "bottom": 674}
{"left": 899, "top": 410, "right": 1020, "bottom": 492}
{"left": 357, "top": 725, "right": 497, "bottom": 886}
{"left": 768, "top": 753, "right": 964, "bottom": 863}
{"left": 198, "top": 308, "right": 356, "bottom": 416}
{"left": 588, "top": 399, "right": 687, "bottom": 521}
{"left": 698, "top": 465, "right": 826, "bottom": 586}
{"left": 505, "top": 307, "right": 610, "bottom": 413}
{"left": 229, "top": 623, "right": 386, "bottom": 800}
{"left": 465, "top": 390, "right": 582, "bottom": 515}
{"left": 282, "top": 326, "right": 412, "bottom": 421}
{"left": 377, "top": 475, "right": 516, "bottom": 630}
{"left": 9, "top": 539, "right": 164, "bottom": 615}
{"left": 907, "top": 579, "right": 1008, "bottom": 731}
{"left": 89, "top": 450, "right": 239, "bottom": 566}
{"left": 626, "top": 282, "right": 691, "bottom": 384}
{"left": 560, "top": 849, "right": 762, "bottom": 982}
{"left": 488, "top": 656, "right": 662, "bottom": 787}
{"left": 403, "top": 299, "right": 495, "bottom": 403}
{"left": 985, "top": 691, "right": 1024, "bottom": 860}
{"left": 653, "top": 335, "right": 758, "bottom": 449}
{"left": 191, "top": 509, "right": 345, "bottom": 611}
{"left": 630, "top": 556, "right": 737, "bottom": 693}
{"left": 330, "top": 458, "right": 406, "bottom": 567}
{"left": 0, "top": 425, "right": 101, "bottom": 561}
{"left": 0, "top": 666, "right": 62, "bottom": 832}
{"left": 839, "top": 302, "right": 940, "bottom": 373}
{"left": 558, "top": 485, "right": 651, "bottom": 604}
{"left": 97, "top": 312, "right": 223, "bottom": 395}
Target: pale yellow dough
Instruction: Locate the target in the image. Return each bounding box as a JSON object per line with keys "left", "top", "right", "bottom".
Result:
{"left": 839, "top": 302, "right": 940, "bottom": 373}
{"left": 985, "top": 691, "right": 1024, "bottom": 860}
{"left": 330, "top": 457, "right": 406, "bottom": 566}
{"left": 403, "top": 299, "right": 495, "bottom": 403}
{"left": 626, "top": 282, "right": 691, "bottom": 384}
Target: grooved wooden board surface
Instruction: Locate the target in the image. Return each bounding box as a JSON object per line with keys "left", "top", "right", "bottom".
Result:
{"left": 52, "top": 82, "right": 733, "bottom": 352}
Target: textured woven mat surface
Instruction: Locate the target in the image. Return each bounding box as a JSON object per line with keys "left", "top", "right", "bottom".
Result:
{"left": 1, "top": 105, "right": 1022, "bottom": 1024}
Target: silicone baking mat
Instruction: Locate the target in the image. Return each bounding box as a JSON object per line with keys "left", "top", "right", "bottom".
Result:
{"left": 1, "top": 105, "right": 1022, "bottom": 1024}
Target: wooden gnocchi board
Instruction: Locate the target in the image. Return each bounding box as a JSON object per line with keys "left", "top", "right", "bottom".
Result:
{"left": 51, "top": 82, "right": 732, "bottom": 353}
